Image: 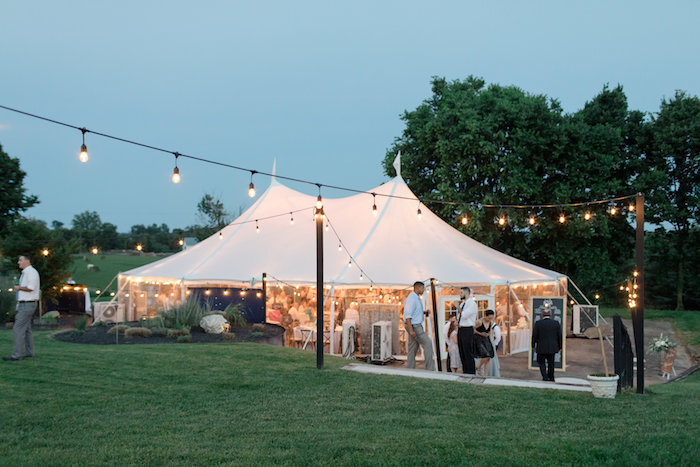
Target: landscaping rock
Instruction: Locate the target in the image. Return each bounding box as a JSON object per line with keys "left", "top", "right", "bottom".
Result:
{"left": 200, "top": 314, "right": 229, "bottom": 334}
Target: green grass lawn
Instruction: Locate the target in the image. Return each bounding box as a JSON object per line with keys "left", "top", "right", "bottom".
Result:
{"left": 69, "top": 254, "right": 164, "bottom": 297}
{"left": 1, "top": 331, "right": 698, "bottom": 465}
{"left": 601, "top": 307, "right": 700, "bottom": 348}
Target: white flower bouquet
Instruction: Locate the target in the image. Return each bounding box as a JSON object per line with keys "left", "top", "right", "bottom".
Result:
{"left": 648, "top": 333, "right": 677, "bottom": 353}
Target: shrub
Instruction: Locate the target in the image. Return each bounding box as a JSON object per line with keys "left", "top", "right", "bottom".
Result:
{"left": 221, "top": 332, "right": 236, "bottom": 341}
{"left": 75, "top": 316, "right": 88, "bottom": 331}
{"left": 177, "top": 335, "right": 192, "bottom": 343}
{"left": 150, "top": 327, "right": 168, "bottom": 337}
{"left": 107, "top": 324, "right": 129, "bottom": 335}
{"left": 141, "top": 316, "right": 165, "bottom": 329}
{"left": 160, "top": 299, "right": 207, "bottom": 329}
{"left": 0, "top": 276, "right": 17, "bottom": 324}
{"left": 251, "top": 331, "right": 264, "bottom": 338}
{"left": 92, "top": 320, "right": 107, "bottom": 327}
{"left": 251, "top": 323, "right": 265, "bottom": 332}
{"left": 167, "top": 328, "right": 190, "bottom": 338}
{"left": 224, "top": 303, "right": 247, "bottom": 327}
{"left": 125, "top": 327, "right": 153, "bottom": 338}
{"left": 42, "top": 310, "right": 60, "bottom": 321}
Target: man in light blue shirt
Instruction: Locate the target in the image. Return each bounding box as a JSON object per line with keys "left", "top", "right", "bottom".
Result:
{"left": 403, "top": 281, "right": 434, "bottom": 370}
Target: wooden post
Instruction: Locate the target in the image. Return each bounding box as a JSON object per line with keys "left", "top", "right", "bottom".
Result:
{"left": 262, "top": 273, "right": 267, "bottom": 324}
{"left": 316, "top": 207, "right": 324, "bottom": 370}
{"left": 632, "top": 193, "right": 645, "bottom": 393}
{"left": 429, "top": 278, "right": 442, "bottom": 372}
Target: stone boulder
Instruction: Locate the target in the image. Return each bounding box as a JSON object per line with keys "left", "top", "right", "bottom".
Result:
{"left": 200, "top": 314, "right": 230, "bottom": 334}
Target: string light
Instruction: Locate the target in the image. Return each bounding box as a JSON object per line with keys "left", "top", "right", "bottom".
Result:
{"left": 359, "top": 273, "right": 363, "bottom": 280}
{"left": 610, "top": 205, "right": 618, "bottom": 215}
{"left": 372, "top": 193, "right": 377, "bottom": 216}
{"left": 91, "top": 247, "right": 98, "bottom": 255}
{"left": 584, "top": 211, "right": 592, "bottom": 221}
{"left": 171, "top": 153, "right": 181, "bottom": 184}
{"left": 79, "top": 128, "right": 88, "bottom": 162}
{"left": 290, "top": 213, "right": 294, "bottom": 225}
{"left": 461, "top": 214, "right": 468, "bottom": 225}
{"left": 325, "top": 223, "right": 329, "bottom": 232}
{"left": 417, "top": 202, "right": 422, "bottom": 220}
{"left": 248, "top": 171, "right": 256, "bottom": 198}
{"left": 628, "top": 204, "right": 635, "bottom": 212}
{"left": 528, "top": 215, "right": 536, "bottom": 226}
{"left": 256, "top": 220, "right": 260, "bottom": 233}
{"left": 219, "top": 232, "right": 223, "bottom": 240}
{"left": 498, "top": 215, "right": 506, "bottom": 226}
{"left": 338, "top": 243, "right": 342, "bottom": 251}
{"left": 559, "top": 213, "right": 566, "bottom": 224}
{"left": 42, "top": 248, "right": 49, "bottom": 256}
{"left": 595, "top": 293, "right": 600, "bottom": 300}
{"left": 136, "top": 244, "right": 143, "bottom": 251}
{"left": 178, "top": 239, "right": 184, "bottom": 246}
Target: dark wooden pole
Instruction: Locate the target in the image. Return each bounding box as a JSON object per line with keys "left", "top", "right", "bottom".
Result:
{"left": 316, "top": 207, "right": 324, "bottom": 370}
{"left": 632, "top": 193, "right": 645, "bottom": 393}
{"left": 262, "top": 272, "right": 267, "bottom": 324}
{"left": 429, "top": 278, "right": 442, "bottom": 372}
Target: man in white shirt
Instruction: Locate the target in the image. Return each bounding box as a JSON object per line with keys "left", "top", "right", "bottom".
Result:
{"left": 457, "top": 286, "right": 477, "bottom": 374}
{"left": 4, "top": 254, "right": 41, "bottom": 361}
{"left": 403, "top": 281, "right": 434, "bottom": 370}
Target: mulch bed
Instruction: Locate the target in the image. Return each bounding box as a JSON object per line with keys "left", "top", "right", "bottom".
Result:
{"left": 52, "top": 322, "right": 285, "bottom": 345}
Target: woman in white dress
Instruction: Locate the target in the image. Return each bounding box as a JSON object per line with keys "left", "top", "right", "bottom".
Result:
{"left": 488, "top": 322, "right": 501, "bottom": 377}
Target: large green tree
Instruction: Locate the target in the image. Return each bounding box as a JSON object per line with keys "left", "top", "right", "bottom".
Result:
{"left": 382, "top": 77, "right": 642, "bottom": 300}
{"left": 0, "top": 143, "right": 38, "bottom": 235}
{"left": 646, "top": 91, "right": 700, "bottom": 309}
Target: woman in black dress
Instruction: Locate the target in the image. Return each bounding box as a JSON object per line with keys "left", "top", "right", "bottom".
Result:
{"left": 472, "top": 309, "right": 495, "bottom": 376}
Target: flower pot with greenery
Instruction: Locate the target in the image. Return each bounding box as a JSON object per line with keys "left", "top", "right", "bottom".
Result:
{"left": 649, "top": 334, "right": 678, "bottom": 378}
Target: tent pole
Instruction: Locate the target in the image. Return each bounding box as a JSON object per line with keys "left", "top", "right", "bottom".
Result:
{"left": 262, "top": 273, "right": 267, "bottom": 324}
{"left": 632, "top": 192, "right": 645, "bottom": 394}
{"left": 506, "top": 283, "right": 511, "bottom": 355}
{"left": 329, "top": 284, "right": 336, "bottom": 355}
{"left": 315, "top": 206, "right": 324, "bottom": 370}
{"left": 429, "top": 278, "right": 441, "bottom": 372}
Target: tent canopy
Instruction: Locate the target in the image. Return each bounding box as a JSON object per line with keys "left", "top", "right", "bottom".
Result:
{"left": 124, "top": 176, "right": 565, "bottom": 287}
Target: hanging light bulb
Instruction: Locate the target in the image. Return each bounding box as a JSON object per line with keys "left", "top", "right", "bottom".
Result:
{"left": 348, "top": 260, "right": 352, "bottom": 267}
{"left": 290, "top": 213, "right": 294, "bottom": 225}
{"left": 316, "top": 185, "right": 323, "bottom": 209}
{"left": 619, "top": 285, "right": 624, "bottom": 291}
{"left": 584, "top": 211, "right": 592, "bottom": 221}
{"left": 42, "top": 248, "right": 49, "bottom": 256}
{"left": 256, "top": 221, "right": 260, "bottom": 233}
{"left": 325, "top": 223, "right": 329, "bottom": 232}
{"left": 628, "top": 204, "right": 635, "bottom": 212}
{"left": 178, "top": 239, "right": 184, "bottom": 246}
{"left": 610, "top": 205, "right": 618, "bottom": 215}
{"left": 359, "top": 273, "right": 363, "bottom": 280}
{"left": 595, "top": 293, "right": 600, "bottom": 300}
{"left": 461, "top": 215, "right": 468, "bottom": 225}
{"left": 369, "top": 283, "right": 374, "bottom": 291}
{"left": 219, "top": 232, "right": 223, "bottom": 240}
{"left": 171, "top": 153, "right": 181, "bottom": 183}
{"left": 417, "top": 204, "right": 422, "bottom": 220}
{"left": 528, "top": 215, "right": 536, "bottom": 225}
{"left": 91, "top": 247, "right": 98, "bottom": 255}
{"left": 79, "top": 128, "right": 89, "bottom": 162}
{"left": 498, "top": 216, "right": 506, "bottom": 226}
{"left": 248, "top": 171, "right": 256, "bottom": 198}
{"left": 559, "top": 213, "right": 566, "bottom": 223}
{"left": 338, "top": 243, "right": 342, "bottom": 251}
{"left": 136, "top": 244, "right": 143, "bottom": 251}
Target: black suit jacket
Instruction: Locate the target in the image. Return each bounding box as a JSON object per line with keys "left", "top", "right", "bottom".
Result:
{"left": 531, "top": 317, "right": 562, "bottom": 355}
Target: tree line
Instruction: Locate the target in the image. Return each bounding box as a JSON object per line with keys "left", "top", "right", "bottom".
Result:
{"left": 383, "top": 77, "right": 699, "bottom": 310}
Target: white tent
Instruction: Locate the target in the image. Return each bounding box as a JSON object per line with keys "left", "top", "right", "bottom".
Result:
{"left": 119, "top": 173, "right": 567, "bottom": 359}
{"left": 123, "top": 175, "right": 565, "bottom": 287}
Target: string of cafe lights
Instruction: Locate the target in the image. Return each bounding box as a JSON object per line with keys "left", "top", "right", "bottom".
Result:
{"left": 0, "top": 104, "right": 640, "bottom": 225}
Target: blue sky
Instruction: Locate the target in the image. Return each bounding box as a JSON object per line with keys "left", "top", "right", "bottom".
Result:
{"left": 1, "top": 1, "right": 698, "bottom": 231}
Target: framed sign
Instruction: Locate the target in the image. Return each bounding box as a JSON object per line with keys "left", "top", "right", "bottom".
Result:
{"left": 528, "top": 296, "right": 567, "bottom": 371}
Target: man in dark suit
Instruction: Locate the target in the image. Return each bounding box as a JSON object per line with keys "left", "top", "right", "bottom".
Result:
{"left": 531, "top": 308, "right": 562, "bottom": 382}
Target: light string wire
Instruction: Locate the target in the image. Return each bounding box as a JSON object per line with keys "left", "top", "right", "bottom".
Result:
{"left": 0, "top": 104, "right": 638, "bottom": 210}
{"left": 324, "top": 214, "right": 374, "bottom": 286}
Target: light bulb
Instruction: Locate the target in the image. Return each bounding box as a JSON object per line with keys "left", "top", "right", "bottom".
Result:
{"left": 461, "top": 215, "right": 468, "bottom": 225}
{"left": 595, "top": 294, "right": 600, "bottom": 300}
{"left": 79, "top": 144, "right": 89, "bottom": 163}
{"left": 248, "top": 182, "right": 256, "bottom": 198}
{"left": 610, "top": 206, "right": 617, "bottom": 215}
{"left": 417, "top": 208, "right": 422, "bottom": 220}
{"left": 529, "top": 216, "right": 536, "bottom": 225}
{"left": 219, "top": 232, "right": 223, "bottom": 240}
{"left": 178, "top": 239, "right": 184, "bottom": 246}
{"left": 256, "top": 222, "right": 260, "bottom": 233}
{"left": 172, "top": 166, "right": 180, "bottom": 184}
{"left": 628, "top": 204, "right": 635, "bottom": 212}
{"left": 373, "top": 203, "right": 377, "bottom": 216}
{"left": 290, "top": 215, "right": 294, "bottom": 225}
{"left": 360, "top": 273, "right": 363, "bottom": 280}
{"left": 136, "top": 244, "right": 142, "bottom": 251}
{"left": 498, "top": 216, "right": 506, "bottom": 226}
{"left": 325, "top": 223, "right": 329, "bottom": 232}
{"left": 584, "top": 212, "right": 591, "bottom": 220}
{"left": 338, "top": 244, "right": 342, "bottom": 251}
{"left": 559, "top": 214, "right": 566, "bottom": 223}
{"left": 316, "top": 195, "right": 323, "bottom": 209}
{"left": 42, "top": 249, "right": 49, "bottom": 256}
{"left": 91, "top": 247, "right": 98, "bottom": 255}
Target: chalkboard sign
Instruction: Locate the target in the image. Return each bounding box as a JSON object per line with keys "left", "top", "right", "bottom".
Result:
{"left": 528, "top": 297, "right": 567, "bottom": 371}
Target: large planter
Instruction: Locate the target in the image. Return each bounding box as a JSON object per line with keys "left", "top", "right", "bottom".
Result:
{"left": 587, "top": 374, "right": 620, "bottom": 399}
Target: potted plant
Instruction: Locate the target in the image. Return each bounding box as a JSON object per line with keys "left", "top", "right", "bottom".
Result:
{"left": 587, "top": 326, "right": 619, "bottom": 398}
{"left": 649, "top": 334, "right": 678, "bottom": 378}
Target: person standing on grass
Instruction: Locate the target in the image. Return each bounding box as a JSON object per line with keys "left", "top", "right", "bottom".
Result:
{"left": 457, "top": 286, "right": 477, "bottom": 374}
{"left": 403, "top": 281, "right": 434, "bottom": 371}
{"left": 531, "top": 308, "right": 562, "bottom": 382}
{"left": 4, "top": 254, "right": 40, "bottom": 362}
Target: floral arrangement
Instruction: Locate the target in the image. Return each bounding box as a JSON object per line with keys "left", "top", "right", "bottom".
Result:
{"left": 648, "top": 333, "right": 677, "bottom": 353}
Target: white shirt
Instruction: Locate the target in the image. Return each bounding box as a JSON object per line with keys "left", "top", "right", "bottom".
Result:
{"left": 491, "top": 324, "right": 502, "bottom": 348}
{"left": 403, "top": 291, "right": 424, "bottom": 325}
{"left": 458, "top": 297, "right": 477, "bottom": 327}
{"left": 18, "top": 265, "right": 40, "bottom": 301}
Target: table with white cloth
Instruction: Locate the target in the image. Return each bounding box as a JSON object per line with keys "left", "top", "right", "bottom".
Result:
{"left": 293, "top": 325, "right": 342, "bottom": 353}
{"left": 509, "top": 328, "right": 530, "bottom": 354}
